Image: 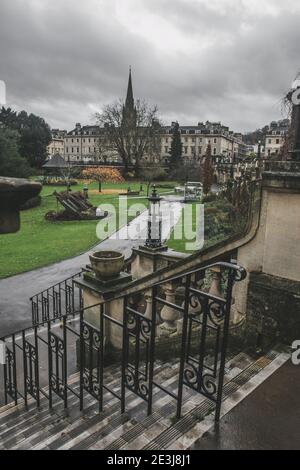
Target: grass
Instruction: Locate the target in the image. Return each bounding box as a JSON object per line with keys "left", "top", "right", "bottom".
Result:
{"left": 0, "top": 178, "right": 241, "bottom": 277}
{"left": 0, "top": 178, "right": 242, "bottom": 277}
{"left": 0, "top": 180, "right": 175, "bottom": 279}
{"left": 167, "top": 202, "right": 200, "bottom": 252}
{"left": 167, "top": 198, "right": 244, "bottom": 253}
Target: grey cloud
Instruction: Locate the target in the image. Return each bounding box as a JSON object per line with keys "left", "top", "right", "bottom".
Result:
{"left": 0, "top": 0, "right": 299, "bottom": 132}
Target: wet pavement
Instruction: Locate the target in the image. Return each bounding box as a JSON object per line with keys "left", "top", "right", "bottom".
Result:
{"left": 0, "top": 197, "right": 183, "bottom": 337}
{"left": 193, "top": 360, "right": 300, "bottom": 450}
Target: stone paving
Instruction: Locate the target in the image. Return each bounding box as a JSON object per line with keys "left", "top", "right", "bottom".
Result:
{"left": 0, "top": 348, "right": 288, "bottom": 450}
{"left": 192, "top": 356, "right": 298, "bottom": 450}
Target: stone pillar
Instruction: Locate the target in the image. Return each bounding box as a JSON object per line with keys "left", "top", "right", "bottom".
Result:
{"left": 106, "top": 297, "right": 124, "bottom": 349}
{"left": 143, "top": 290, "right": 152, "bottom": 320}
{"left": 208, "top": 266, "right": 223, "bottom": 298}
{"left": 82, "top": 288, "right": 124, "bottom": 350}
{"left": 159, "top": 282, "right": 179, "bottom": 334}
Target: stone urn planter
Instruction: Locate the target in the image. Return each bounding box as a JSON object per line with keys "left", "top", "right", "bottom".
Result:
{"left": 89, "top": 250, "right": 125, "bottom": 279}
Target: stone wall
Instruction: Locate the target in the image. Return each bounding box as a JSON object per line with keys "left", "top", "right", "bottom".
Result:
{"left": 233, "top": 165, "right": 300, "bottom": 345}
{"left": 246, "top": 272, "right": 300, "bottom": 347}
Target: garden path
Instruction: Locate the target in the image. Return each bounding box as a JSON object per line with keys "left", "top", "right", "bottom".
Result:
{"left": 0, "top": 196, "right": 183, "bottom": 336}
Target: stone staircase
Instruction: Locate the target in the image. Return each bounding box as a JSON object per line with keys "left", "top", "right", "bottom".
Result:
{"left": 0, "top": 348, "right": 288, "bottom": 450}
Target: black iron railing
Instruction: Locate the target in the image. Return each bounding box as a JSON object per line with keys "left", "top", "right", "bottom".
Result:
{"left": 1, "top": 261, "right": 246, "bottom": 423}
{"left": 30, "top": 271, "right": 83, "bottom": 326}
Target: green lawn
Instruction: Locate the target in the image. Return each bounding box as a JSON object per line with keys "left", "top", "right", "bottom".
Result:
{"left": 0, "top": 180, "right": 175, "bottom": 278}
{"left": 0, "top": 178, "right": 243, "bottom": 277}
{"left": 167, "top": 199, "right": 244, "bottom": 253}
{"left": 1, "top": 176, "right": 244, "bottom": 277}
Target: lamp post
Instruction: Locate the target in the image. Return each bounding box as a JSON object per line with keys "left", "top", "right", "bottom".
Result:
{"left": 256, "top": 139, "right": 262, "bottom": 178}
{"left": 257, "top": 140, "right": 262, "bottom": 160}
{"left": 83, "top": 184, "right": 89, "bottom": 199}
{"left": 145, "top": 185, "right": 163, "bottom": 249}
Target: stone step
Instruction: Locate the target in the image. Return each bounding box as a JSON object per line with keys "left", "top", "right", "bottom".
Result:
{"left": 0, "top": 360, "right": 173, "bottom": 450}
{"left": 0, "top": 363, "right": 121, "bottom": 440}
{"left": 0, "top": 349, "right": 286, "bottom": 450}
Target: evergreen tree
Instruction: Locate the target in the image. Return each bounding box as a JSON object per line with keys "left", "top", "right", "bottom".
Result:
{"left": 0, "top": 107, "right": 51, "bottom": 168}
{"left": 0, "top": 126, "right": 32, "bottom": 178}
{"left": 169, "top": 122, "right": 182, "bottom": 170}
{"left": 202, "top": 143, "right": 214, "bottom": 195}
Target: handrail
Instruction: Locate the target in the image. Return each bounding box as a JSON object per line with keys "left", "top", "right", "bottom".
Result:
{"left": 153, "top": 261, "right": 246, "bottom": 288}
{"left": 29, "top": 270, "right": 83, "bottom": 301}
{"left": 2, "top": 260, "right": 245, "bottom": 342}
{"left": 0, "top": 298, "right": 103, "bottom": 342}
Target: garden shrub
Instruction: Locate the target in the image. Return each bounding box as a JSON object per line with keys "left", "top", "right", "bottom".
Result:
{"left": 202, "top": 193, "right": 217, "bottom": 203}
{"left": 20, "top": 195, "right": 42, "bottom": 210}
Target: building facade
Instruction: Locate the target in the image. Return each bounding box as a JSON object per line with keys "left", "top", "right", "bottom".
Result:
{"left": 47, "top": 138, "right": 65, "bottom": 157}
{"left": 47, "top": 129, "right": 67, "bottom": 158}
{"left": 264, "top": 119, "right": 289, "bottom": 157}
{"left": 159, "top": 121, "right": 243, "bottom": 166}
{"left": 59, "top": 71, "right": 246, "bottom": 166}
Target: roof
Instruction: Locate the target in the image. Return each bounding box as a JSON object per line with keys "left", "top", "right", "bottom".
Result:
{"left": 43, "top": 153, "right": 68, "bottom": 168}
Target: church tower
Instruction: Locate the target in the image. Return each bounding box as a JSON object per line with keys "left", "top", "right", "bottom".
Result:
{"left": 122, "top": 67, "right": 137, "bottom": 126}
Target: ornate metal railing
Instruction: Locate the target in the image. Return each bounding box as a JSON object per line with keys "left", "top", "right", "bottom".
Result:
{"left": 30, "top": 271, "right": 83, "bottom": 326}
{"left": 0, "top": 261, "right": 246, "bottom": 423}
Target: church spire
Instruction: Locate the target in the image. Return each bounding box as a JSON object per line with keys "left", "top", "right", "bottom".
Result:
{"left": 123, "top": 67, "right": 136, "bottom": 126}
{"left": 125, "top": 66, "right": 134, "bottom": 110}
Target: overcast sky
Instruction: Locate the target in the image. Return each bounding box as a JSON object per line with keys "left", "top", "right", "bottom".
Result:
{"left": 0, "top": 0, "right": 299, "bottom": 132}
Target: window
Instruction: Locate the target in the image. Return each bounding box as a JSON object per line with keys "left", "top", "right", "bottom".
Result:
{"left": 214, "top": 138, "right": 217, "bottom": 144}
{"left": 77, "top": 147, "right": 79, "bottom": 153}
{"left": 165, "top": 146, "right": 168, "bottom": 153}
{"left": 184, "top": 146, "right": 188, "bottom": 154}
{"left": 191, "top": 146, "right": 195, "bottom": 154}
{"left": 198, "top": 147, "right": 202, "bottom": 154}
{"left": 213, "top": 148, "right": 217, "bottom": 155}
{"left": 269, "top": 139, "right": 272, "bottom": 144}
{"left": 192, "top": 137, "right": 195, "bottom": 143}
{"left": 276, "top": 139, "right": 280, "bottom": 144}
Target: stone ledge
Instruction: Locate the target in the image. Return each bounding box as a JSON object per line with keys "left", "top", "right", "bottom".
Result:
{"left": 262, "top": 171, "right": 300, "bottom": 192}
{"left": 0, "top": 177, "right": 42, "bottom": 233}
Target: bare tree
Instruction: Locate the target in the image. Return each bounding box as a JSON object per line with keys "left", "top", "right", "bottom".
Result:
{"left": 95, "top": 99, "right": 162, "bottom": 175}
